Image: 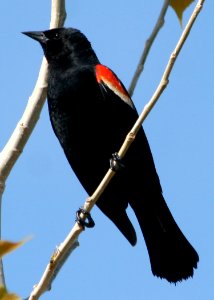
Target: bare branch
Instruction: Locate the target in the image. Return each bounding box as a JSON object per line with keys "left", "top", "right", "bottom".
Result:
{"left": 28, "top": 241, "right": 79, "bottom": 300}
{"left": 0, "top": 0, "right": 66, "bottom": 289}
{"left": 50, "top": 0, "right": 67, "bottom": 28}
{"left": 84, "top": 0, "right": 205, "bottom": 213}
{"left": 28, "top": 0, "right": 205, "bottom": 298}
{"left": 128, "top": 0, "right": 170, "bottom": 97}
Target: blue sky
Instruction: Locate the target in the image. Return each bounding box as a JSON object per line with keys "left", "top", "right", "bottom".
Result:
{"left": 0, "top": 1, "right": 214, "bottom": 299}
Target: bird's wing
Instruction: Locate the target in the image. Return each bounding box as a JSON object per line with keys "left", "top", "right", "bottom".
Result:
{"left": 95, "top": 64, "right": 135, "bottom": 109}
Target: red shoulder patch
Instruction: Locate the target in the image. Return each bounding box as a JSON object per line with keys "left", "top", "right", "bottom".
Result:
{"left": 95, "top": 64, "right": 134, "bottom": 108}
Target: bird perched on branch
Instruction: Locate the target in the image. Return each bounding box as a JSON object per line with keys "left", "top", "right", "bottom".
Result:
{"left": 23, "top": 27, "right": 199, "bottom": 283}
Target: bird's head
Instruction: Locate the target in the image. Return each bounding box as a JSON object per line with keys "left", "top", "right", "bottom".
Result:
{"left": 23, "top": 27, "right": 98, "bottom": 65}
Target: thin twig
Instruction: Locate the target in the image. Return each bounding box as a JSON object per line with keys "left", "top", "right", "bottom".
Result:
{"left": 128, "top": 0, "right": 170, "bottom": 97}
{"left": 28, "top": 0, "right": 205, "bottom": 298}
{"left": 0, "top": 0, "right": 66, "bottom": 291}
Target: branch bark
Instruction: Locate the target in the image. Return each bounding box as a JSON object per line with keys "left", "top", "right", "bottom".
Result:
{"left": 27, "top": 0, "right": 205, "bottom": 298}
{"left": 128, "top": 0, "right": 170, "bottom": 97}
{"left": 0, "top": 0, "right": 66, "bottom": 289}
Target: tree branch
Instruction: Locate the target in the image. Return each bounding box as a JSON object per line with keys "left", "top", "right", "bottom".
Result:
{"left": 27, "top": 0, "right": 205, "bottom": 298}
{"left": 128, "top": 0, "right": 170, "bottom": 97}
{"left": 0, "top": 0, "right": 66, "bottom": 290}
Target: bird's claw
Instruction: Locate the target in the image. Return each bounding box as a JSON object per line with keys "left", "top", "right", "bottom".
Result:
{"left": 110, "top": 152, "right": 125, "bottom": 172}
{"left": 76, "top": 207, "right": 95, "bottom": 229}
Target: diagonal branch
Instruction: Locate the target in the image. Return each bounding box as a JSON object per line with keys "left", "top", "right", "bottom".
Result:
{"left": 28, "top": 0, "right": 205, "bottom": 299}
{"left": 83, "top": 0, "right": 205, "bottom": 211}
{"left": 0, "top": 0, "right": 66, "bottom": 289}
{"left": 128, "top": 0, "right": 170, "bottom": 97}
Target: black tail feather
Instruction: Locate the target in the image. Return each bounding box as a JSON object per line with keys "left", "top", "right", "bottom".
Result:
{"left": 131, "top": 193, "right": 199, "bottom": 283}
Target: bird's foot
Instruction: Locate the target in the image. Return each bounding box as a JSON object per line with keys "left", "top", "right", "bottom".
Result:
{"left": 76, "top": 207, "right": 95, "bottom": 229}
{"left": 110, "top": 152, "right": 125, "bottom": 172}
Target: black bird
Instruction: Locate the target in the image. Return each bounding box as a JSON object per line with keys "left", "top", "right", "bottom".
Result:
{"left": 23, "top": 28, "right": 199, "bottom": 283}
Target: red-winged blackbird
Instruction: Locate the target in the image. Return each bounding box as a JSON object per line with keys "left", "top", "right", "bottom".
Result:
{"left": 23, "top": 28, "right": 199, "bottom": 283}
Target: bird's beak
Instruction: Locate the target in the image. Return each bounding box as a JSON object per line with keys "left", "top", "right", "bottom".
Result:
{"left": 22, "top": 31, "right": 48, "bottom": 44}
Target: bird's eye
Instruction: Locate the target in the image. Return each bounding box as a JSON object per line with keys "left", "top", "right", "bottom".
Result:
{"left": 54, "top": 32, "right": 59, "bottom": 39}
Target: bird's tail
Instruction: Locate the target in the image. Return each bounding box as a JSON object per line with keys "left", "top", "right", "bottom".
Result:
{"left": 131, "top": 193, "right": 199, "bottom": 283}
